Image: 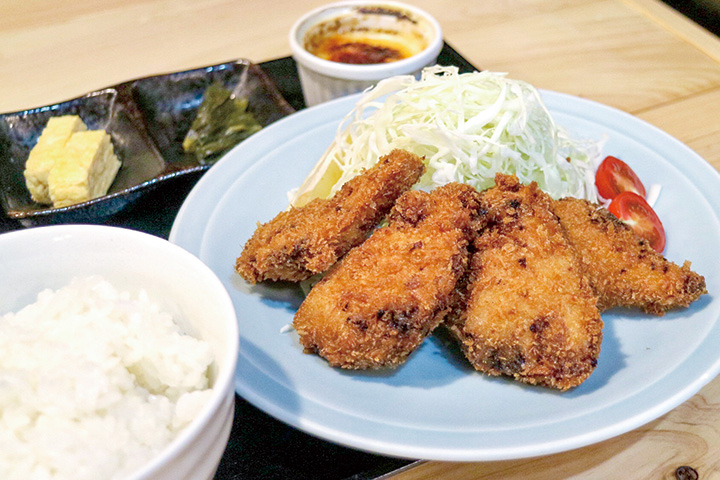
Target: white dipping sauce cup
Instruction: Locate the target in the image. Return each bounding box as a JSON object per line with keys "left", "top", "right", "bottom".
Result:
{"left": 290, "top": 1, "right": 443, "bottom": 106}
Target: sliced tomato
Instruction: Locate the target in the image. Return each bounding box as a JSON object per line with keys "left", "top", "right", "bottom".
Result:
{"left": 595, "top": 155, "right": 646, "bottom": 200}
{"left": 608, "top": 191, "right": 666, "bottom": 252}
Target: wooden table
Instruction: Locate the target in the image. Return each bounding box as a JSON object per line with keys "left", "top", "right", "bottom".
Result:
{"left": 3, "top": 0, "right": 720, "bottom": 478}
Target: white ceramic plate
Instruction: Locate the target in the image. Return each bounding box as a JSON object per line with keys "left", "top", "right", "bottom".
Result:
{"left": 169, "top": 91, "right": 720, "bottom": 461}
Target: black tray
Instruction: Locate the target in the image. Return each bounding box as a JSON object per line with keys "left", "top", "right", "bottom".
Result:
{"left": 0, "top": 42, "right": 478, "bottom": 479}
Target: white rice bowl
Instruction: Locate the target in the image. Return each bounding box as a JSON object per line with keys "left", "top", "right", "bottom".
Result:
{"left": 0, "top": 225, "right": 239, "bottom": 480}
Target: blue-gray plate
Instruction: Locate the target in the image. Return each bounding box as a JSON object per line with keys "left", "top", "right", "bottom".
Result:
{"left": 170, "top": 91, "right": 720, "bottom": 461}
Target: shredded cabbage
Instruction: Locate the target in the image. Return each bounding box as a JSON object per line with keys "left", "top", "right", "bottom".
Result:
{"left": 290, "top": 66, "right": 603, "bottom": 205}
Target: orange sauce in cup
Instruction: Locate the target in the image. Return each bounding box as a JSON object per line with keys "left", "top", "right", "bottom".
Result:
{"left": 309, "top": 31, "right": 418, "bottom": 64}
{"left": 303, "top": 8, "right": 429, "bottom": 66}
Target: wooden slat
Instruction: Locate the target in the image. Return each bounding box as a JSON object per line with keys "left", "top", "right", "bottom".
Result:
{"left": 621, "top": 0, "right": 720, "bottom": 63}
{"left": 441, "top": 0, "right": 720, "bottom": 112}
{"left": 392, "top": 378, "right": 720, "bottom": 479}
{"left": 636, "top": 87, "right": 720, "bottom": 170}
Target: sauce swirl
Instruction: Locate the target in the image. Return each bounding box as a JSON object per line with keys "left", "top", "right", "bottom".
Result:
{"left": 303, "top": 9, "right": 428, "bottom": 66}
{"left": 311, "top": 33, "right": 412, "bottom": 64}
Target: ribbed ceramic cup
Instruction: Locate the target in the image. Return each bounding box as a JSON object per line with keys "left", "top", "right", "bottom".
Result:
{"left": 289, "top": 0, "right": 443, "bottom": 106}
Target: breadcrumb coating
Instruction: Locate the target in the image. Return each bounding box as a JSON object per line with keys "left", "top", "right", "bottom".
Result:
{"left": 235, "top": 149, "right": 425, "bottom": 283}
{"left": 446, "top": 174, "right": 603, "bottom": 390}
{"left": 553, "top": 197, "right": 707, "bottom": 315}
{"left": 294, "top": 182, "right": 483, "bottom": 369}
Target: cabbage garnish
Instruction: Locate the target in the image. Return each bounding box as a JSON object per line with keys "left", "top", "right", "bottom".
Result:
{"left": 290, "top": 66, "right": 602, "bottom": 206}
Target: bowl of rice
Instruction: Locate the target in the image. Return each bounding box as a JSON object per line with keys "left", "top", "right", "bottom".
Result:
{"left": 0, "top": 225, "right": 239, "bottom": 480}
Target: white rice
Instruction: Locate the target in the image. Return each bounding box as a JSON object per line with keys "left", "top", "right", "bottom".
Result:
{"left": 0, "top": 276, "right": 215, "bottom": 480}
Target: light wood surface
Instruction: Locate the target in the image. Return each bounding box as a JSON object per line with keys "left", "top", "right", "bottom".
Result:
{"left": 3, "top": 0, "right": 720, "bottom": 478}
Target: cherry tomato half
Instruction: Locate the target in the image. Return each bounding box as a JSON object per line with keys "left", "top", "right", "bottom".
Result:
{"left": 595, "top": 155, "right": 646, "bottom": 200}
{"left": 608, "top": 191, "right": 666, "bottom": 253}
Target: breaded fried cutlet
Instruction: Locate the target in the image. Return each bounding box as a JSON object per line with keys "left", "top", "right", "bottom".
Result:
{"left": 445, "top": 174, "right": 603, "bottom": 390}
{"left": 553, "top": 197, "right": 707, "bottom": 315}
{"left": 235, "top": 149, "right": 425, "bottom": 283}
{"left": 293, "top": 183, "right": 483, "bottom": 369}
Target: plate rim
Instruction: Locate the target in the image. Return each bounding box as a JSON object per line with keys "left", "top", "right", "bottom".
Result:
{"left": 169, "top": 90, "right": 720, "bottom": 461}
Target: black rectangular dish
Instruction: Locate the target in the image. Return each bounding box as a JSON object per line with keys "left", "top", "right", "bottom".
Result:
{"left": 0, "top": 60, "right": 294, "bottom": 226}
{"left": 0, "top": 42, "right": 478, "bottom": 479}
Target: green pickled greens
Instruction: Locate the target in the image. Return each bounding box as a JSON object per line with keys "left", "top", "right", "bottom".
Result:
{"left": 183, "top": 82, "right": 262, "bottom": 164}
{"left": 289, "top": 66, "right": 602, "bottom": 205}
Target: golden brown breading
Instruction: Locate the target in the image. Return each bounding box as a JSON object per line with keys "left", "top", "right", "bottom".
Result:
{"left": 293, "top": 182, "right": 483, "bottom": 369}
{"left": 553, "top": 196, "right": 707, "bottom": 315}
{"left": 445, "top": 174, "right": 603, "bottom": 390}
{"left": 235, "top": 149, "right": 425, "bottom": 283}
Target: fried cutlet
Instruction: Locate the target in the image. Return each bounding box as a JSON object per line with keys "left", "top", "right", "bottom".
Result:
{"left": 293, "top": 182, "right": 483, "bottom": 369}
{"left": 445, "top": 174, "right": 603, "bottom": 390}
{"left": 553, "top": 197, "right": 707, "bottom": 315}
{"left": 235, "top": 149, "right": 425, "bottom": 283}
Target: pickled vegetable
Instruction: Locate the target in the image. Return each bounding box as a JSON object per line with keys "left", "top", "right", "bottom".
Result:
{"left": 183, "top": 83, "right": 262, "bottom": 163}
